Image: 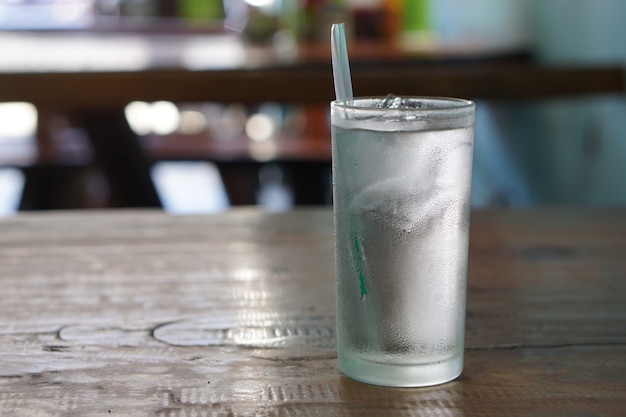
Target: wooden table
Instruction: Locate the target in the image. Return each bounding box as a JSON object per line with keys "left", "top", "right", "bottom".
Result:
{"left": 1, "top": 207, "right": 625, "bottom": 415}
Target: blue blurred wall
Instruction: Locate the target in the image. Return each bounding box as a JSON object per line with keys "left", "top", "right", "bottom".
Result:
{"left": 462, "top": 0, "right": 626, "bottom": 206}
{"left": 530, "top": 0, "right": 626, "bottom": 205}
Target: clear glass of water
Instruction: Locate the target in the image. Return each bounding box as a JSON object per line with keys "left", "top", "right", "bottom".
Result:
{"left": 331, "top": 96, "right": 475, "bottom": 387}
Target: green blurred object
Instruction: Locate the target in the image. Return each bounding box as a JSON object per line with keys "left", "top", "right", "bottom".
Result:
{"left": 400, "top": 0, "right": 432, "bottom": 49}
{"left": 179, "top": 0, "right": 224, "bottom": 21}
{"left": 403, "top": 0, "right": 429, "bottom": 32}
{"left": 244, "top": 7, "right": 279, "bottom": 43}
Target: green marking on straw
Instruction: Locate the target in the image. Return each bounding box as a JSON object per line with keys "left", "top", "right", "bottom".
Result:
{"left": 353, "top": 237, "right": 368, "bottom": 301}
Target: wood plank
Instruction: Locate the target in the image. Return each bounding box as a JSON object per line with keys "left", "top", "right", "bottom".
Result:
{"left": 0, "top": 208, "right": 625, "bottom": 416}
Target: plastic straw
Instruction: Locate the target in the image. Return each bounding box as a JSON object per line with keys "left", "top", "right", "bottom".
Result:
{"left": 331, "top": 23, "right": 353, "bottom": 103}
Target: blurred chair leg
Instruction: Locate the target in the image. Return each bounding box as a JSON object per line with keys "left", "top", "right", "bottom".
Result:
{"left": 76, "top": 110, "right": 162, "bottom": 208}
{"left": 214, "top": 161, "right": 259, "bottom": 206}
{"left": 288, "top": 161, "right": 332, "bottom": 205}
{"left": 18, "top": 165, "right": 87, "bottom": 210}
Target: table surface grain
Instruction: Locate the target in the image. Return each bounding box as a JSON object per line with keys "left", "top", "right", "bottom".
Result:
{"left": 1, "top": 207, "right": 625, "bottom": 416}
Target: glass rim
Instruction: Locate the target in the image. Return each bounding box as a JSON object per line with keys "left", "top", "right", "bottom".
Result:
{"left": 331, "top": 96, "right": 475, "bottom": 113}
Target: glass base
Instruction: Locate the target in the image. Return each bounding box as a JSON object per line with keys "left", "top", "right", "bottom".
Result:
{"left": 338, "top": 352, "right": 463, "bottom": 387}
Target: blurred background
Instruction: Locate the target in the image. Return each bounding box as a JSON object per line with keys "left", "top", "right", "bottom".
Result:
{"left": 0, "top": 0, "right": 625, "bottom": 216}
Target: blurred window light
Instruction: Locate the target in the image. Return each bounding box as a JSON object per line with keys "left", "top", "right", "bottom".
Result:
{"left": 181, "top": 35, "right": 246, "bottom": 70}
{"left": 52, "top": 0, "right": 93, "bottom": 25}
{"left": 178, "top": 110, "right": 207, "bottom": 135}
{"left": 151, "top": 162, "right": 230, "bottom": 214}
{"left": 246, "top": 113, "right": 275, "bottom": 142}
{"left": 0, "top": 168, "right": 25, "bottom": 217}
{"left": 0, "top": 102, "right": 37, "bottom": 138}
{"left": 125, "top": 101, "right": 181, "bottom": 135}
{"left": 125, "top": 101, "right": 153, "bottom": 136}
{"left": 151, "top": 101, "right": 181, "bottom": 135}
{"left": 249, "top": 139, "right": 278, "bottom": 162}
{"left": 257, "top": 163, "right": 293, "bottom": 212}
{"left": 245, "top": 0, "right": 274, "bottom": 9}
{"left": 0, "top": 34, "right": 150, "bottom": 73}
{"left": 0, "top": 0, "right": 94, "bottom": 30}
